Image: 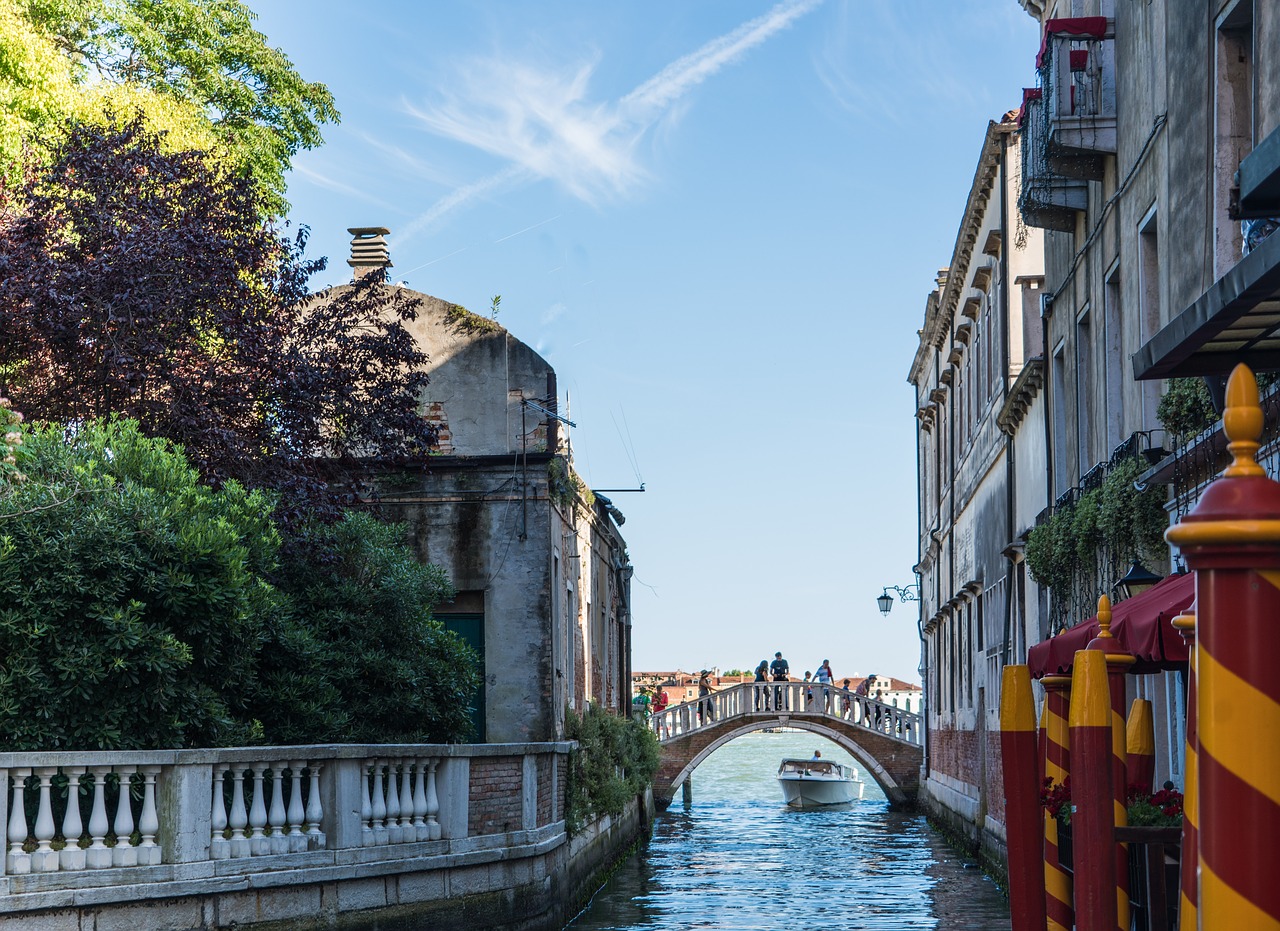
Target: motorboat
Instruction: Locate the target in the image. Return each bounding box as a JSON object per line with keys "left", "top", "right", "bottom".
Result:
{"left": 777, "top": 757, "right": 863, "bottom": 808}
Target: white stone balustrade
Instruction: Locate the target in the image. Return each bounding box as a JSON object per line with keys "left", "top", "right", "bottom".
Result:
{"left": 0, "top": 741, "right": 569, "bottom": 911}
{"left": 360, "top": 757, "right": 440, "bottom": 845}
{"left": 4, "top": 763, "right": 161, "bottom": 875}
{"left": 648, "top": 683, "right": 923, "bottom": 747}
{"left": 211, "top": 760, "right": 324, "bottom": 859}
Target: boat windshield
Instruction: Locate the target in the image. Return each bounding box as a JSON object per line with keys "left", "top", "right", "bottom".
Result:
{"left": 778, "top": 759, "right": 840, "bottom": 777}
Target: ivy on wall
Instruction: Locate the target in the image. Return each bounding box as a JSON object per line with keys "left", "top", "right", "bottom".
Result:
{"left": 563, "top": 703, "right": 659, "bottom": 834}
{"left": 1025, "top": 457, "right": 1169, "bottom": 626}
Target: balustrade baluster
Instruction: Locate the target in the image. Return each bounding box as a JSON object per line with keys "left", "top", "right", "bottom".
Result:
{"left": 86, "top": 767, "right": 112, "bottom": 869}
{"left": 112, "top": 767, "right": 137, "bottom": 867}
{"left": 31, "top": 767, "right": 58, "bottom": 872}
{"left": 268, "top": 764, "right": 288, "bottom": 854}
{"left": 304, "top": 764, "right": 325, "bottom": 847}
{"left": 385, "top": 761, "right": 403, "bottom": 843}
{"left": 286, "top": 760, "right": 307, "bottom": 852}
{"left": 412, "top": 761, "right": 428, "bottom": 841}
{"left": 137, "top": 766, "right": 161, "bottom": 864}
{"left": 8, "top": 769, "right": 31, "bottom": 874}
{"left": 371, "top": 760, "right": 389, "bottom": 845}
{"left": 248, "top": 764, "right": 269, "bottom": 855}
{"left": 399, "top": 761, "right": 414, "bottom": 837}
{"left": 228, "top": 767, "right": 250, "bottom": 858}
{"left": 360, "top": 762, "right": 374, "bottom": 846}
{"left": 211, "top": 765, "right": 230, "bottom": 859}
{"left": 424, "top": 760, "right": 441, "bottom": 840}
{"left": 60, "top": 768, "right": 86, "bottom": 870}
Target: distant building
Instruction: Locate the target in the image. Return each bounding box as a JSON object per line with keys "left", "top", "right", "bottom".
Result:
{"left": 909, "top": 114, "right": 1047, "bottom": 866}
{"left": 319, "top": 228, "right": 634, "bottom": 744}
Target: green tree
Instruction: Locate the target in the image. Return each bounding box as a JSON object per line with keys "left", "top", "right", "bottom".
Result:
{"left": 261, "top": 512, "right": 481, "bottom": 745}
{"left": 1, "top": 0, "right": 337, "bottom": 208}
{"left": 0, "top": 418, "right": 283, "bottom": 749}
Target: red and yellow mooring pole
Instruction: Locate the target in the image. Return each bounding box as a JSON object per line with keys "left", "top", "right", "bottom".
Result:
{"left": 1040, "top": 674, "right": 1073, "bottom": 931}
{"left": 1126, "top": 698, "right": 1155, "bottom": 795}
{"left": 1086, "top": 594, "right": 1133, "bottom": 930}
{"left": 1000, "top": 665, "right": 1047, "bottom": 930}
{"left": 1171, "top": 608, "right": 1198, "bottom": 931}
{"left": 1166, "top": 364, "right": 1280, "bottom": 930}
{"left": 1069, "top": 647, "right": 1120, "bottom": 931}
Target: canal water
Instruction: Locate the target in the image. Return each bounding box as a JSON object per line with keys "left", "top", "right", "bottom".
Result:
{"left": 565, "top": 731, "right": 1011, "bottom": 930}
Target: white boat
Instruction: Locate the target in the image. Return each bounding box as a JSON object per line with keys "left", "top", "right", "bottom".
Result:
{"left": 777, "top": 757, "right": 863, "bottom": 808}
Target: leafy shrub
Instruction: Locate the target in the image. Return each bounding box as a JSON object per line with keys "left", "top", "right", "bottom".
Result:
{"left": 564, "top": 703, "right": 660, "bottom": 833}
{"left": 1157, "top": 378, "right": 1217, "bottom": 441}
{"left": 0, "top": 418, "right": 282, "bottom": 749}
{"left": 260, "top": 512, "right": 480, "bottom": 745}
{"left": 0, "top": 419, "right": 480, "bottom": 749}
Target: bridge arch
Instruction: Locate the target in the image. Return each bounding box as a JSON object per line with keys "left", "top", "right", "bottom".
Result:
{"left": 661, "top": 719, "right": 912, "bottom": 809}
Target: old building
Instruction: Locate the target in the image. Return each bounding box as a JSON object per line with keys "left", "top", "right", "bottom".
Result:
{"left": 1008, "top": 0, "right": 1280, "bottom": 796}
{"left": 909, "top": 115, "right": 1048, "bottom": 867}
{"left": 327, "top": 228, "right": 633, "bottom": 744}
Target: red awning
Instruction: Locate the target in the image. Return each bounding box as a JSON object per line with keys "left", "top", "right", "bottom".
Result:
{"left": 1027, "top": 571, "right": 1194, "bottom": 678}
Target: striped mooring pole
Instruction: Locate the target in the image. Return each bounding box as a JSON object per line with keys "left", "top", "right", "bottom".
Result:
{"left": 1069, "top": 647, "right": 1119, "bottom": 931}
{"left": 999, "top": 665, "right": 1047, "bottom": 930}
{"left": 1126, "top": 698, "right": 1156, "bottom": 794}
{"left": 1086, "top": 594, "right": 1133, "bottom": 931}
{"left": 1172, "top": 608, "right": 1198, "bottom": 931}
{"left": 1040, "top": 674, "right": 1073, "bottom": 931}
{"left": 1166, "top": 364, "right": 1280, "bottom": 930}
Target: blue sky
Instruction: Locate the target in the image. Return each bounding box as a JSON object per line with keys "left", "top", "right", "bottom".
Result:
{"left": 251, "top": 0, "right": 1040, "bottom": 681}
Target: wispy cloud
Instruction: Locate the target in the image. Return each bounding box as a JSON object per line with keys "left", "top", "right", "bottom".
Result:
{"left": 293, "top": 163, "right": 405, "bottom": 215}
{"left": 814, "top": 0, "right": 996, "bottom": 126}
{"left": 400, "top": 0, "right": 821, "bottom": 236}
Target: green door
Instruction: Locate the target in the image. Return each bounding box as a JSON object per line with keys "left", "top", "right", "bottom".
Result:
{"left": 438, "top": 612, "right": 485, "bottom": 742}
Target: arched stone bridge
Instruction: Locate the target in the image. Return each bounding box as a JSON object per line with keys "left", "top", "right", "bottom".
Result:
{"left": 648, "top": 682, "right": 923, "bottom": 810}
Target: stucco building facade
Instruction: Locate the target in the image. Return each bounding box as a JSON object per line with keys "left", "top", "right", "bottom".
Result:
{"left": 325, "top": 229, "right": 633, "bottom": 745}
{"left": 909, "top": 117, "right": 1048, "bottom": 867}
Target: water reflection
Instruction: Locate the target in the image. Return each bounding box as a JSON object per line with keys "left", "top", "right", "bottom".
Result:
{"left": 567, "top": 731, "right": 1009, "bottom": 930}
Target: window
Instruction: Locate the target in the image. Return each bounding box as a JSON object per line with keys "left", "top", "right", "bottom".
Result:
{"left": 1103, "top": 264, "right": 1125, "bottom": 452}
{"left": 1076, "top": 307, "right": 1094, "bottom": 474}
{"left": 1052, "top": 343, "right": 1069, "bottom": 493}
{"left": 1138, "top": 208, "right": 1162, "bottom": 429}
{"left": 1214, "top": 0, "right": 1254, "bottom": 273}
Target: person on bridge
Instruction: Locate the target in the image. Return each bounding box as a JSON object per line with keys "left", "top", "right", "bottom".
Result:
{"left": 815, "top": 660, "right": 834, "bottom": 712}
{"left": 840, "top": 678, "right": 853, "bottom": 718}
{"left": 753, "top": 660, "right": 770, "bottom": 711}
{"left": 770, "top": 652, "right": 790, "bottom": 710}
{"left": 697, "top": 670, "right": 716, "bottom": 723}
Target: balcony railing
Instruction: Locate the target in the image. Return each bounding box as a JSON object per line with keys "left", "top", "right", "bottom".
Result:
{"left": 1043, "top": 25, "right": 1116, "bottom": 175}
{"left": 1018, "top": 88, "right": 1087, "bottom": 232}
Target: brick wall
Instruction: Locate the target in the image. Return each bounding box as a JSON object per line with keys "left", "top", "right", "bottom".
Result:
{"left": 468, "top": 758, "right": 523, "bottom": 835}
{"left": 929, "top": 726, "right": 981, "bottom": 785}
{"left": 537, "top": 755, "right": 554, "bottom": 827}
{"left": 423, "top": 401, "right": 454, "bottom": 454}
{"left": 985, "top": 732, "right": 1005, "bottom": 824}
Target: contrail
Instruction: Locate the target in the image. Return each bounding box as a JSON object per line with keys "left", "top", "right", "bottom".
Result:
{"left": 494, "top": 215, "right": 562, "bottom": 243}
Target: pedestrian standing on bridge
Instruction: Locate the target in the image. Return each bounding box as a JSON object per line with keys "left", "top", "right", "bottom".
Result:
{"left": 770, "top": 652, "right": 790, "bottom": 710}
{"left": 841, "top": 678, "right": 853, "bottom": 718}
{"left": 815, "top": 659, "right": 834, "bottom": 712}
{"left": 697, "top": 670, "right": 716, "bottom": 724}
{"left": 802, "top": 671, "right": 815, "bottom": 710}
{"left": 753, "top": 660, "right": 770, "bottom": 711}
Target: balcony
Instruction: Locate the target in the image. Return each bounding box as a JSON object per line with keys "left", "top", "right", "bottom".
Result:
{"left": 1041, "top": 21, "right": 1116, "bottom": 178}
{"left": 1018, "top": 88, "right": 1087, "bottom": 232}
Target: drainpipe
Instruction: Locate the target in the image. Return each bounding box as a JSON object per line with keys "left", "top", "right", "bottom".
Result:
{"left": 1001, "top": 134, "right": 1018, "bottom": 668}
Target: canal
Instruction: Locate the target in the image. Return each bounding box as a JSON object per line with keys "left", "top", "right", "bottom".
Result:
{"left": 566, "top": 730, "right": 1011, "bottom": 930}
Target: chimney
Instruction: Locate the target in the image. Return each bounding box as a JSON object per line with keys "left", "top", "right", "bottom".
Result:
{"left": 348, "top": 227, "right": 392, "bottom": 281}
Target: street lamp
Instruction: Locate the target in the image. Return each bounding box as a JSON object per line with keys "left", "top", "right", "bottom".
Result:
{"left": 877, "top": 584, "right": 921, "bottom": 616}
{"left": 1114, "top": 560, "right": 1162, "bottom": 601}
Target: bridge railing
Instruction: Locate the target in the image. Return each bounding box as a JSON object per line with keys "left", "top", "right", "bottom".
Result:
{"left": 648, "top": 683, "right": 922, "bottom": 746}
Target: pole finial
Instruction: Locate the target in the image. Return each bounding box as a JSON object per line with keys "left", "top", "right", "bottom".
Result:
{"left": 1224, "top": 363, "right": 1265, "bottom": 477}
{"left": 1096, "top": 594, "right": 1113, "bottom": 638}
